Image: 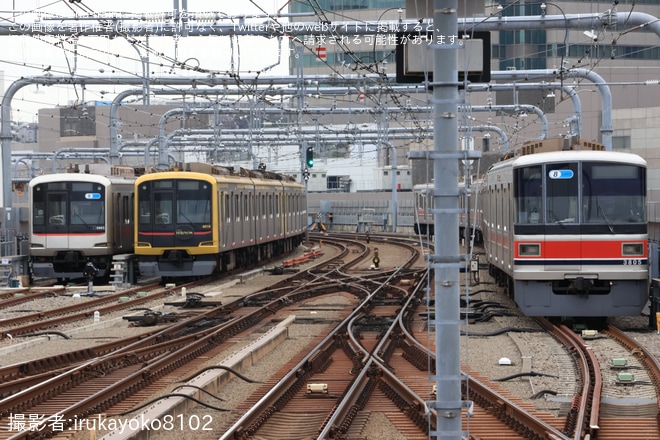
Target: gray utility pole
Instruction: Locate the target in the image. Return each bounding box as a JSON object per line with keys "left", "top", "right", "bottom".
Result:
{"left": 432, "top": 2, "right": 462, "bottom": 438}
{"left": 404, "top": 2, "right": 481, "bottom": 438}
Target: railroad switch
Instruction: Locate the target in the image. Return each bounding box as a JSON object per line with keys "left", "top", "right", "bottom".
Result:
{"left": 123, "top": 311, "right": 180, "bottom": 326}
{"left": 581, "top": 329, "right": 599, "bottom": 339}
{"left": 164, "top": 293, "right": 223, "bottom": 308}
{"left": 306, "top": 383, "right": 329, "bottom": 397}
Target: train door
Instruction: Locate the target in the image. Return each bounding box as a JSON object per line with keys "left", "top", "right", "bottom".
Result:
{"left": 267, "top": 193, "right": 274, "bottom": 239}
{"left": 275, "top": 192, "right": 283, "bottom": 238}
{"left": 219, "top": 191, "right": 227, "bottom": 250}
{"left": 114, "top": 191, "right": 133, "bottom": 251}
{"left": 495, "top": 185, "right": 503, "bottom": 268}
{"left": 256, "top": 190, "right": 265, "bottom": 242}
{"left": 503, "top": 182, "right": 512, "bottom": 267}
{"left": 545, "top": 162, "right": 580, "bottom": 271}
{"left": 245, "top": 192, "right": 253, "bottom": 244}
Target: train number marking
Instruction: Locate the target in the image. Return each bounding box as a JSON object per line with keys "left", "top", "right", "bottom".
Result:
{"left": 623, "top": 259, "right": 643, "bottom": 265}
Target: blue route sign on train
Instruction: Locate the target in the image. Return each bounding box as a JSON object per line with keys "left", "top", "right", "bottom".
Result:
{"left": 549, "top": 170, "right": 574, "bottom": 179}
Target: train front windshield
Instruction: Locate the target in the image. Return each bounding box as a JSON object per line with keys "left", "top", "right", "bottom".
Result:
{"left": 515, "top": 161, "right": 646, "bottom": 228}
{"left": 137, "top": 179, "right": 212, "bottom": 247}
{"left": 32, "top": 182, "right": 105, "bottom": 233}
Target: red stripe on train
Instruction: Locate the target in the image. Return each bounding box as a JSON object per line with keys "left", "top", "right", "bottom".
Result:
{"left": 515, "top": 240, "right": 647, "bottom": 259}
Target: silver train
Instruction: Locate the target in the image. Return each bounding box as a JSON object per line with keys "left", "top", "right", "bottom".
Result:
{"left": 414, "top": 142, "right": 649, "bottom": 317}
{"left": 29, "top": 167, "right": 136, "bottom": 282}
{"left": 412, "top": 178, "right": 483, "bottom": 243}
{"left": 483, "top": 148, "right": 648, "bottom": 317}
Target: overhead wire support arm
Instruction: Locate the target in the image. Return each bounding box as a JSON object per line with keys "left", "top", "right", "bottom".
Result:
{"left": 408, "top": 150, "right": 482, "bottom": 161}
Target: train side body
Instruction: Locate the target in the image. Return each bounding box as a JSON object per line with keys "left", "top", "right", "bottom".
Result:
{"left": 29, "top": 173, "right": 135, "bottom": 280}
{"left": 134, "top": 167, "right": 306, "bottom": 278}
{"left": 483, "top": 150, "right": 648, "bottom": 317}
{"left": 413, "top": 179, "right": 483, "bottom": 243}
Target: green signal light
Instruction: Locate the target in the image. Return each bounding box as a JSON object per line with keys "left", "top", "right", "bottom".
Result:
{"left": 305, "top": 147, "right": 314, "bottom": 168}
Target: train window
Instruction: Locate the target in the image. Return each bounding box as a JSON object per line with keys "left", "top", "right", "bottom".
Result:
{"left": 69, "top": 184, "right": 105, "bottom": 227}
{"left": 262, "top": 194, "right": 266, "bottom": 219}
{"left": 71, "top": 182, "right": 95, "bottom": 192}
{"left": 235, "top": 194, "right": 240, "bottom": 222}
{"left": 123, "top": 196, "right": 130, "bottom": 224}
{"left": 33, "top": 209, "right": 45, "bottom": 226}
{"left": 546, "top": 162, "right": 579, "bottom": 224}
{"left": 514, "top": 166, "right": 542, "bottom": 224}
{"left": 176, "top": 181, "right": 211, "bottom": 224}
{"left": 45, "top": 182, "right": 66, "bottom": 191}
{"left": 154, "top": 193, "right": 173, "bottom": 225}
{"left": 71, "top": 199, "right": 103, "bottom": 225}
{"left": 32, "top": 185, "right": 45, "bottom": 227}
{"left": 153, "top": 181, "right": 173, "bottom": 189}
{"left": 176, "top": 200, "right": 210, "bottom": 223}
{"left": 138, "top": 184, "right": 151, "bottom": 225}
{"left": 48, "top": 195, "right": 67, "bottom": 225}
{"left": 583, "top": 163, "right": 646, "bottom": 223}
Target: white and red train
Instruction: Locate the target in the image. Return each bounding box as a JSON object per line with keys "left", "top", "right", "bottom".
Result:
{"left": 415, "top": 143, "right": 649, "bottom": 317}
{"left": 29, "top": 168, "right": 135, "bottom": 282}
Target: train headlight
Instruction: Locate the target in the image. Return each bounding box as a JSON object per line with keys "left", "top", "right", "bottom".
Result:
{"left": 519, "top": 243, "right": 540, "bottom": 256}
{"left": 622, "top": 243, "right": 644, "bottom": 256}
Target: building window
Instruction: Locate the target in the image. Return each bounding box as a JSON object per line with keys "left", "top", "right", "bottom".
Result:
{"left": 292, "top": 0, "right": 404, "bottom": 12}
{"left": 612, "top": 135, "right": 631, "bottom": 150}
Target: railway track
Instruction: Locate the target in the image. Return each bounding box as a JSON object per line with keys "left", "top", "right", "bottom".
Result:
{"left": 3, "top": 234, "right": 660, "bottom": 439}
{"left": 594, "top": 325, "right": 660, "bottom": 439}
{"left": 0, "top": 235, "right": 420, "bottom": 439}
{"left": 219, "top": 237, "right": 427, "bottom": 439}
{"left": 0, "top": 283, "right": 172, "bottom": 339}
{"left": 218, "top": 234, "right": 577, "bottom": 439}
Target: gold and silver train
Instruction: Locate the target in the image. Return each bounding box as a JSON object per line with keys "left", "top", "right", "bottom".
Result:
{"left": 28, "top": 163, "right": 306, "bottom": 282}
{"left": 414, "top": 140, "right": 649, "bottom": 317}
{"left": 134, "top": 163, "right": 305, "bottom": 279}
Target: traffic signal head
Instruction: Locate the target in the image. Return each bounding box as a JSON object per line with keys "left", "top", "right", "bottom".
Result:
{"left": 83, "top": 262, "right": 98, "bottom": 279}
{"left": 305, "top": 147, "right": 314, "bottom": 168}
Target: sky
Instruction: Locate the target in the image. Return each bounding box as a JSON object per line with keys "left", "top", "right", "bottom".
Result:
{"left": 0, "top": 0, "right": 292, "bottom": 122}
